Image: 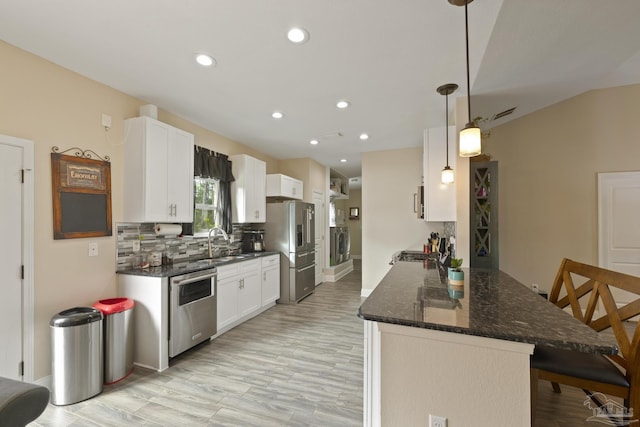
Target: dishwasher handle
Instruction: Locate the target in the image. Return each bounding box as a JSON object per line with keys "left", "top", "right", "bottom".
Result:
{"left": 174, "top": 271, "right": 217, "bottom": 287}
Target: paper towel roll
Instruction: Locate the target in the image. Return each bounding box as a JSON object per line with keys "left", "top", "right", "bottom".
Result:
{"left": 154, "top": 223, "right": 182, "bottom": 236}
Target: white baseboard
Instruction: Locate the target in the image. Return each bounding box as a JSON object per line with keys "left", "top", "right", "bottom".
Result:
{"left": 361, "top": 288, "right": 373, "bottom": 298}
{"left": 34, "top": 375, "right": 51, "bottom": 391}
{"left": 323, "top": 259, "right": 354, "bottom": 282}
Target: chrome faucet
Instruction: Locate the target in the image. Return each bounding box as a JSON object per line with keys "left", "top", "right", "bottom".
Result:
{"left": 208, "top": 227, "right": 229, "bottom": 258}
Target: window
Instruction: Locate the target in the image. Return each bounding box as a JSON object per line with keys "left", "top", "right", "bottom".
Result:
{"left": 193, "top": 177, "right": 221, "bottom": 235}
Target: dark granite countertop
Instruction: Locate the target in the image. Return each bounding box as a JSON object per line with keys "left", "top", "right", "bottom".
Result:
{"left": 358, "top": 259, "right": 618, "bottom": 354}
{"left": 117, "top": 251, "right": 280, "bottom": 278}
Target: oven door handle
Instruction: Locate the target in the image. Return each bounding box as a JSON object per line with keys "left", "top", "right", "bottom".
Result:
{"left": 174, "top": 272, "right": 217, "bottom": 286}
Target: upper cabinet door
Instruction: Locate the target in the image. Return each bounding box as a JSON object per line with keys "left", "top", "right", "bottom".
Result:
{"left": 266, "top": 174, "right": 303, "bottom": 200}
{"left": 124, "top": 116, "right": 194, "bottom": 223}
{"left": 423, "top": 126, "right": 456, "bottom": 222}
{"left": 143, "top": 120, "right": 171, "bottom": 220}
{"left": 167, "top": 128, "right": 194, "bottom": 222}
{"left": 230, "top": 154, "right": 266, "bottom": 223}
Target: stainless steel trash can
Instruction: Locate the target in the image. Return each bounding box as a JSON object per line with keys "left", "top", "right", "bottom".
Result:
{"left": 50, "top": 307, "right": 103, "bottom": 405}
{"left": 92, "top": 298, "right": 135, "bottom": 384}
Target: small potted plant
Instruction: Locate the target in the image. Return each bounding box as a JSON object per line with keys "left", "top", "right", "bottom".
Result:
{"left": 448, "top": 258, "right": 464, "bottom": 286}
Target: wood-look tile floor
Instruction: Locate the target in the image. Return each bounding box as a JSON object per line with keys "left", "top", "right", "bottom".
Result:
{"left": 31, "top": 259, "right": 618, "bottom": 426}
{"left": 32, "top": 262, "right": 365, "bottom": 427}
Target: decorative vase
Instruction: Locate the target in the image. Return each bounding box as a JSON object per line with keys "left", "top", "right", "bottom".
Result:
{"left": 448, "top": 268, "right": 464, "bottom": 286}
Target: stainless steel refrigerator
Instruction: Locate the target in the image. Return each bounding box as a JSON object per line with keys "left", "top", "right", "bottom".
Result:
{"left": 264, "top": 201, "right": 315, "bottom": 303}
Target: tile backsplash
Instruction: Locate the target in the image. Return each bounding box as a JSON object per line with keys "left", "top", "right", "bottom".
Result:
{"left": 116, "top": 223, "right": 244, "bottom": 271}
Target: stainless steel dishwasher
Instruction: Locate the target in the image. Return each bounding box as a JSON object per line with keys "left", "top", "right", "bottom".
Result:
{"left": 169, "top": 267, "right": 217, "bottom": 357}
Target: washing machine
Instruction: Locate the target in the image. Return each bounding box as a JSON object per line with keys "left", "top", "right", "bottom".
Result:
{"left": 330, "top": 226, "right": 350, "bottom": 266}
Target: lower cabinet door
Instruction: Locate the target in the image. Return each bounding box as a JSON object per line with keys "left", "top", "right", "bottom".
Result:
{"left": 262, "top": 266, "right": 280, "bottom": 305}
{"left": 217, "top": 276, "right": 240, "bottom": 330}
{"left": 238, "top": 269, "right": 261, "bottom": 317}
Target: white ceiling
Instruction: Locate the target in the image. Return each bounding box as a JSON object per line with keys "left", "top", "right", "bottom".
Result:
{"left": 2, "top": 0, "right": 640, "bottom": 178}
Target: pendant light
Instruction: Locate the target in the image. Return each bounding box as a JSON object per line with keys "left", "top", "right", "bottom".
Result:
{"left": 451, "top": 0, "right": 481, "bottom": 157}
{"left": 437, "top": 83, "right": 458, "bottom": 184}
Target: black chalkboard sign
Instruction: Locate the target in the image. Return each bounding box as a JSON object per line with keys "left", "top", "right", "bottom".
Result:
{"left": 51, "top": 153, "right": 112, "bottom": 239}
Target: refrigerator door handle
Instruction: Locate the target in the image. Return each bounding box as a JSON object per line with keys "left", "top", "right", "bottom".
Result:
{"left": 305, "top": 208, "right": 311, "bottom": 244}
{"left": 297, "top": 264, "right": 315, "bottom": 273}
{"left": 297, "top": 250, "right": 316, "bottom": 258}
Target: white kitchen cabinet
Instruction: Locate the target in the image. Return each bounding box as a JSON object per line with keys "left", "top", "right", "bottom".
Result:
{"left": 216, "top": 259, "right": 262, "bottom": 332}
{"left": 261, "top": 254, "right": 280, "bottom": 305}
{"left": 238, "top": 261, "right": 261, "bottom": 317}
{"left": 216, "top": 267, "right": 241, "bottom": 331}
{"left": 123, "top": 116, "right": 194, "bottom": 222}
{"left": 229, "top": 154, "right": 266, "bottom": 223}
{"left": 423, "top": 126, "right": 456, "bottom": 222}
{"left": 266, "top": 174, "right": 303, "bottom": 200}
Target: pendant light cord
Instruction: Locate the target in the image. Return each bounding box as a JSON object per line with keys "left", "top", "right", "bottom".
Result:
{"left": 445, "top": 93, "right": 450, "bottom": 167}
{"left": 465, "top": 0, "right": 472, "bottom": 123}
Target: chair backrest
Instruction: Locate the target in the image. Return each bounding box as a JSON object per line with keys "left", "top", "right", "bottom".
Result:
{"left": 549, "top": 258, "right": 640, "bottom": 374}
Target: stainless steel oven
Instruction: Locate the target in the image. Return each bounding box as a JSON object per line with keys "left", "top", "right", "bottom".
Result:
{"left": 169, "top": 267, "right": 217, "bottom": 358}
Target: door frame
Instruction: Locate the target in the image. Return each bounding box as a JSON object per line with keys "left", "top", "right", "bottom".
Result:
{"left": 1, "top": 135, "right": 35, "bottom": 381}
{"left": 313, "top": 190, "right": 325, "bottom": 285}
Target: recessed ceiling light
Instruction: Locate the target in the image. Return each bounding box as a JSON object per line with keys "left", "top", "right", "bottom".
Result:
{"left": 287, "top": 27, "right": 309, "bottom": 44}
{"left": 359, "top": 133, "right": 369, "bottom": 140}
{"left": 336, "top": 100, "right": 350, "bottom": 109}
{"left": 340, "top": 159, "right": 347, "bottom": 163}
{"left": 310, "top": 139, "right": 319, "bottom": 145}
{"left": 271, "top": 111, "right": 284, "bottom": 119}
{"left": 195, "top": 53, "right": 215, "bottom": 67}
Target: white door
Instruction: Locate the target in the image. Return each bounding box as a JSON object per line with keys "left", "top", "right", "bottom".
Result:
{"left": 598, "top": 171, "right": 640, "bottom": 304}
{"left": 0, "top": 136, "right": 33, "bottom": 380}
{"left": 313, "top": 190, "right": 325, "bottom": 286}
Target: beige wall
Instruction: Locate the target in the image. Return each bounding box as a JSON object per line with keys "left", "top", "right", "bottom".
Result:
{"left": 362, "top": 147, "right": 443, "bottom": 293}
{"left": 0, "top": 41, "right": 279, "bottom": 380}
{"left": 485, "top": 84, "right": 640, "bottom": 292}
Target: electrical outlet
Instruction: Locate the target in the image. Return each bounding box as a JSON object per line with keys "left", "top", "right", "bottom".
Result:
{"left": 88, "top": 242, "right": 99, "bottom": 257}
{"left": 101, "top": 113, "right": 112, "bottom": 130}
{"left": 532, "top": 283, "right": 539, "bottom": 292}
{"left": 429, "top": 414, "right": 447, "bottom": 427}
{"left": 132, "top": 240, "right": 141, "bottom": 252}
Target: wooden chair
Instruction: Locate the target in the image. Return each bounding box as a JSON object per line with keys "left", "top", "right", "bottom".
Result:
{"left": 530, "top": 258, "right": 640, "bottom": 425}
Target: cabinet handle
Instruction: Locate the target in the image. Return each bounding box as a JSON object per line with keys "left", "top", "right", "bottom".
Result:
{"left": 263, "top": 272, "right": 266, "bottom": 281}
{"left": 173, "top": 204, "right": 177, "bottom": 217}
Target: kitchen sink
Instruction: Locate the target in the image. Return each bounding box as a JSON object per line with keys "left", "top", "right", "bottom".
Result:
{"left": 213, "top": 256, "right": 237, "bottom": 262}
{"left": 187, "top": 253, "right": 265, "bottom": 268}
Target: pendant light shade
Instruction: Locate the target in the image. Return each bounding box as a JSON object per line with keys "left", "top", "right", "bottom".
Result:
{"left": 460, "top": 122, "right": 481, "bottom": 157}
{"left": 437, "top": 83, "right": 458, "bottom": 184}
{"left": 453, "top": 0, "right": 481, "bottom": 157}
{"left": 441, "top": 166, "right": 455, "bottom": 184}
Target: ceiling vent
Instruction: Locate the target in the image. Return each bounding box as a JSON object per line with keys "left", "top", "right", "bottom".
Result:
{"left": 322, "top": 132, "right": 343, "bottom": 139}
{"left": 492, "top": 107, "right": 516, "bottom": 121}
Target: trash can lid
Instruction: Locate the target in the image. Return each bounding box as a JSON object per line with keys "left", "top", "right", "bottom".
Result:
{"left": 93, "top": 297, "right": 135, "bottom": 314}
{"left": 50, "top": 307, "right": 103, "bottom": 327}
